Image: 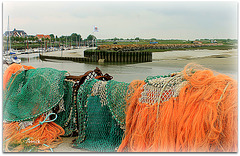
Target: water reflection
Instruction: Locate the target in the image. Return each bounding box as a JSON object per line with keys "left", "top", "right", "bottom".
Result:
{"left": 19, "top": 53, "right": 41, "bottom": 63}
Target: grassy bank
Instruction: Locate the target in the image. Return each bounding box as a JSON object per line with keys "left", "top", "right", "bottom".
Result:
{"left": 139, "top": 45, "right": 237, "bottom": 52}
{"left": 85, "top": 45, "right": 237, "bottom": 53}
{"left": 4, "top": 41, "right": 237, "bottom": 52}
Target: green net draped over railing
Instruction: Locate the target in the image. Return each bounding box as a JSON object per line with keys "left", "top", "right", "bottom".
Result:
{"left": 74, "top": 78, "right": 99, "bottom": 144}
{"left": 73, "top": 79, "right": 128, "bottom": 152}
{"left": 74, "top": 95, "right": 124, "bottom": 152}
{"left": 105, "top": 80, "right": 130, "bottom": 129}
{"left": 3, "top": 68, "right": 67, "bottom": 122}
{"left": 54, "top": 80, "right": 77, "bottom": 136}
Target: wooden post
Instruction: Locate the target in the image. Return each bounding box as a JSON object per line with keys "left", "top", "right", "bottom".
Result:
{"left": 118, "top": 52, "right": 121, "bottom": 62}
{"left": 128, "top": 52, "right": 131, "bottom": 62}
{"left": 104, "top": 51, "right": 107, "bottom": 62}
{"left": 138, "top": 52, "right": 140, "bottom": 62}
{"left": 110, "top": 52, "right": 113, "bottom": 62}
{"left": 126, "top": 52, "right": 128, "bottom": 62}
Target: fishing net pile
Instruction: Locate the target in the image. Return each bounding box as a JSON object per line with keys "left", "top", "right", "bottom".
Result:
{"left": 117, "top": 63, "right": 238, "bottom": 152}
{"left": 3, "top": 63, "right": 35, "bottom": 89}
{"left": 72, "top": 79, "right": 129, "bottom": 152}
{"left": 72, "top": 63, "right": 237, "bottom": 152}
{"left": 2, "top": 63, "right": 237, "bottom": 152}
{"left": 53, "top": 80, "right": 76, "bottom": 136}
{"left": 3, "top": 64, "right": 70, "bottom": 152}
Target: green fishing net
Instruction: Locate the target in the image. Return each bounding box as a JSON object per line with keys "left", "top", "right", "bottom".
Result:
{"left": 3, "top": 68, "right": 68, "bottom": 122}
{"left": 75, "top": 78, "right": 99, "bottom": 144}
{"left": 73, "top": 79, "right": 128, "bottom": 152}
{"left": 105, "top": 80, "right": 129, "bottom": 128}
{"left": 54, "top": 80, "right": 78, "bottom": 136}
{"left": 73, "top": 95, "right": 124, "bottom": 152}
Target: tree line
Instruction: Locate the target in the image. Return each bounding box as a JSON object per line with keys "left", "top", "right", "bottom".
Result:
{"left": 4, "top": 33, "right": 97, "bottom": 43}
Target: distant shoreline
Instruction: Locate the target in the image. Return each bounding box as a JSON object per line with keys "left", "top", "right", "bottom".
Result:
{"left": 130, "top": 45, "right": 237, "bottom": 53}
{"left": 88, "top": 45, "right": 237, "bottom": 53}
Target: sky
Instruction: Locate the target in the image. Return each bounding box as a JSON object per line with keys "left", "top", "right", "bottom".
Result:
{"left": 2, "top": 1, "right": 238, "bottom": 40}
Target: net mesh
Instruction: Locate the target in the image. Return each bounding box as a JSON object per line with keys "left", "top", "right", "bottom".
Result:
{"left": 139, "top": 72, "right": 187, "bottom": 105}
{"left": 118, "top": 64, "right": 238, "bottom": 152}
{"left": 73, "top": 95, "right": 124, "bottom": 152}
{"left": 54, "top": 80, "right": 76, "bottom": 136}
{"left": 3, "top": 68, "right": 67, "bottom": 122}
{"left": 73, "top": 78, "right": 99, "bottom": 147}
{"left": 105, "top": 80, "right": 130, "bottom": 129}
{"left": 3, "top": 63, "right": 237, "bottom": 152}
{"left": 73, "top": 79, "right": 128, "bottom": 152}
{"left": 55, "top": 70, "right": 101, "bottom": 137}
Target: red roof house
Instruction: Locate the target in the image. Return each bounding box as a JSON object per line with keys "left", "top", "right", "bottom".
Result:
{"left": 36, "top": 34, "right": 51, "bottom": 40}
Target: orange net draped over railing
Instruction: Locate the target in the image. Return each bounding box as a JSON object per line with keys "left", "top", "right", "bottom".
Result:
{"left": 118, "top": 64, "right": 237, "bottom": 152}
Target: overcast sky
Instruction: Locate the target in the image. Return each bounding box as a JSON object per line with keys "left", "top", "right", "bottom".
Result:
{"left": 2, "top": 1, "right": 238, "bottom": 40}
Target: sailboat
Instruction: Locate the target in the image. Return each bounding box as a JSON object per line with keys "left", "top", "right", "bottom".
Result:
{"left": 4, "top": 16, "right": 21, "bottom": 64}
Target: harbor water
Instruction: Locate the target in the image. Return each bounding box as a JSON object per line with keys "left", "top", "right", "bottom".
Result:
{"left": 18, "top": 49, "right": 238, "bottom": 82}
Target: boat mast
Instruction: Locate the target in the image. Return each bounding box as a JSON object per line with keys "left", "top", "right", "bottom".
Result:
{"left": 6, "top": 16, "right": 10, "bottom": 52}
{"left": 9, "top": 16, "right": 11, "bottom": 51}
{"left": 76, "top": 36, "right": 77, "bottom": 48}
{"left": 66, "top": 37, "right": 67, "bottom": 49}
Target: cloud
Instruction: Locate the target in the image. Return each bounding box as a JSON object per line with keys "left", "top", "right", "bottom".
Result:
{"left": 2, "top": 1, "right": 237, "bottom": 39}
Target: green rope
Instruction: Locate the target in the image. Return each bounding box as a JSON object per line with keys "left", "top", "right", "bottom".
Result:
{"left": 22, "top": 113, "right": 58, "bottom": 133}
{"left": 43, "top": 144, "right": 53, "bottom": 152}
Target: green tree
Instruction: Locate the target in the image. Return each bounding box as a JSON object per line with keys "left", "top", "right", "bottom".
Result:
{"left": 50, "top": 34, "right": 55, "bottom": 39}
{"left": 87, "top": 34, "right": 96, "bottom": 41}
{"left": 11, "top": 36, "right": 16, "bottom": 42}
{"left": 28, "top": 36, "right": 35, "bottom": 42}
{"left": 15, "top": 37, "right": 20, "bottom": 42}
{"left": 18, "top": 37, "right": 24, "bottom": 42}
{"left": 113, "top": 37, "right": 119, "bottom": 40}
{"left": 70, "top": 33, "right": 82, "bottom": 41}
{"left": 135, "top": 37, "right": 140, "bottom": 40}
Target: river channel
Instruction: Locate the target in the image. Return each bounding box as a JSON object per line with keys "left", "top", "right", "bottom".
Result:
{"left": 18, "top": 49, "right": 238, "bottom": 82}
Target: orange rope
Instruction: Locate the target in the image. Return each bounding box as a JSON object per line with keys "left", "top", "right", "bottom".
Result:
{"left": 3, "top": 122, "right": 20, "bottom": 141}
{"left": 3, "top": 63, "right": 35, "bottom": 90}
{"left": 118, "top": 64, "right": 237, "bottom": 152}
{"left": 3, "top": 115, "right": 65, "bottom": 152}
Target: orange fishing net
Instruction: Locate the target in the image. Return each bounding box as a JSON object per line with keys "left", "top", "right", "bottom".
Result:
{"left": 3, "top": 63, "right": 35, "bottom": 89}
{"left": 3, "top": 114, "right": 65, "bottom": 152}
{"left": 118, "top": 63, "right": 237, "bottom": 152}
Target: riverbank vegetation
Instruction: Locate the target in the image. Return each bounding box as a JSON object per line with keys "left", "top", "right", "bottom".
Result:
{"left": 3, "top": 33, "right": 237, "bottom": 51}
{"left": 95, "top": 43, "right": 236, "bottom": 52}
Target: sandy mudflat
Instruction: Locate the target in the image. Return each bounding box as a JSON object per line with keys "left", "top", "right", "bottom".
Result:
{"left": 151, "top": 56, "right": 237, "bottom": 73}
{"left": 150, "top": 49, "right": 238, "bottom": 79}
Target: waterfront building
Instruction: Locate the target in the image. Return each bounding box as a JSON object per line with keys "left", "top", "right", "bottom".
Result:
{"left": 35, "top": 34, "right": 51, "bottom": 41}
{"left": 4, "top": 28, "right": 27, "bottom": 37}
